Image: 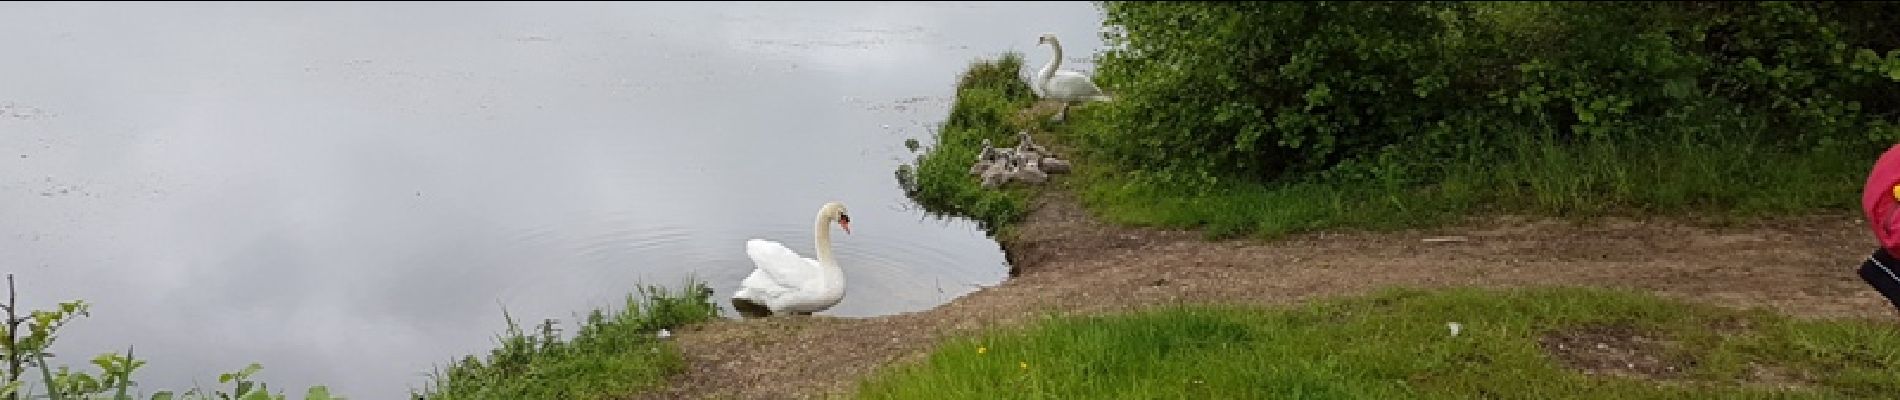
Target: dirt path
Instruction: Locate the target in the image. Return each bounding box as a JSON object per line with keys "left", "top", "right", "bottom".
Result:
{"left": 634, "top": 185, "right": 1893, "bottom": 400}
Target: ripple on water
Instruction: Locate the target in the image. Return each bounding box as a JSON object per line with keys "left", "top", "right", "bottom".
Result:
{"left": 492, "top": 217, "right": 713, "bottom": 307}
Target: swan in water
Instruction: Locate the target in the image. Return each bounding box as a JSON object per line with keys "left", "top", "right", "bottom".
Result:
{"left": 731, "top": 201, "right": 852, "bottom": 317}
{"left": 1036, "top": 32, "right": 1111, "bottom": 122}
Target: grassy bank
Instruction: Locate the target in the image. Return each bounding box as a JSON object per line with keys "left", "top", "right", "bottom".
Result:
{"left": 413, "top": 280, "right": 718, "bottom": 400}
{"left": 895, "top": 52, "right": 1046, "bottom": 237}
{"left": 857, "top": 287, "right": 1900, "bottom": 399}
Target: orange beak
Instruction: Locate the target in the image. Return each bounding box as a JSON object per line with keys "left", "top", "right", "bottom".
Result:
{"left": 840, "top": 221, "right": 851, "bottom": 235}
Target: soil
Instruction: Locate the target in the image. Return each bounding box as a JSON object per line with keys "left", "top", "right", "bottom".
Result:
{"left": 632, "top": 183, "right": 1896, "bottom": 400}
{"left": 1538, "top": 323, "right": 1690, "bottom": 381}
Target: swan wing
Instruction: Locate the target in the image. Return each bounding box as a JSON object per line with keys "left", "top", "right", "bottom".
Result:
{"left": 1049, "top": 71, "right": 1104, "bottom": 97}
{"left": 1054, "top": 69, "right": 1093, "bottom": 80}
{"left": 743, "top": 238, "right": 820, "bottom": 291}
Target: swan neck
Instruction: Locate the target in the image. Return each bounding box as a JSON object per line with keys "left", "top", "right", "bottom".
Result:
{"left": 1041, "top": 41, "right": 1064, "bottom": 81}
{"left": 813, "top": 212, "right": 838, "bottom": 269}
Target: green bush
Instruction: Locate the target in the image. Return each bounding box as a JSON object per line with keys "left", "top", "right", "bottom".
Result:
{"left": 1087, "top": 2, "right": 1464, "bottom": 184}
{"left": 1085, "top": 1, "right": 1900, "bottom": 189}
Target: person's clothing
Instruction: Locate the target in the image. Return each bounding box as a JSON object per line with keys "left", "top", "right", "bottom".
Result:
{"left": 1860, "top": 143, "right": 1900, "bottom": 253}
{"left": 1860, "top": 248, "right": 1900, "bottom": 312}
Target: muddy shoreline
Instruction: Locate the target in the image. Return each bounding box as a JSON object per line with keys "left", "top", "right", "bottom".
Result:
{"left": 633, "top": 182, "right": 1886, "bottom": 400}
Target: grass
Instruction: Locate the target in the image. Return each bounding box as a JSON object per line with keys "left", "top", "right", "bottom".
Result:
{"left": 896, "top": 51, "right": 1047, "bottom": 236}
{"left": 413, "top": 279, "right": 719, "bottom": 400}
{"left": 1054, "top": 103, "right": 1870, "bottom": 239}
{"left": 856, "top": 287, "right": 1900, "bottom": 399}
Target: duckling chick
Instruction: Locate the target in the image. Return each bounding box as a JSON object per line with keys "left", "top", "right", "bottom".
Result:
{"left": 969, "top": 160, "right": 992, "bottom": 176}
{"left": 980, "top": 159, "right": 1012, "bottom": 188}
{"left": 1012, "top": 157, "right": 1049, "bottom": 184}
{"left": 1040, "top": 157, "right": 1071, "bottom": 174}
{"left": 1016, "top": 131, "right": 1049, "bottom": 154}
{"left": 990, "top": 147, "right": 1016, "bottom": 163}
{"left": 1016, "top": 150, "right": 1041, "bottom": 165}
{"left": 1012, "top": 165, "right": 1048, "bottom": 184}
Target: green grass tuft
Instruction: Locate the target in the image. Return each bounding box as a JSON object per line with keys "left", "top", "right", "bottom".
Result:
{"left": 414, "top": 279, "right": 719, "bottom": 400}
{"left": 857, "top": 287, "right": 1900, "bottom": 399}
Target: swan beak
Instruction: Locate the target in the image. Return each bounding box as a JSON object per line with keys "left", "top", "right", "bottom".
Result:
{"left": 840, "top": 221, "right": 852, "bottom": 235}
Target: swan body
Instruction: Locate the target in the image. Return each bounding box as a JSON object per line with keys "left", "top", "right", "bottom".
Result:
{"left": 732, "top": 202, "right": 852, "bottom": 316}
{"left": 1041, "top": 72, "right": 1108, "bottom": 103}
{"left": 1036, "top": 33, "right": 1110, "bottom": 121}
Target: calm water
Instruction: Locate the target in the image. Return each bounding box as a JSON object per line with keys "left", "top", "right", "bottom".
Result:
{"left": 0, "top": 1, "right": 1107, "bottom": 397}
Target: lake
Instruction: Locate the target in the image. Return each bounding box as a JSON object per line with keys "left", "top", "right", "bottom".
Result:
{"left": 0, "top": 1, "right": 1108, "bottom": 397}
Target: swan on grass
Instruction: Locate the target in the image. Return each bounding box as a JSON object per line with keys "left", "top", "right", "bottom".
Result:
{"left": 1036, "top": 32, "right": 1111, "bottom": 122}
{"left": 731, "top": 201, "right": 852, "bottom": 317}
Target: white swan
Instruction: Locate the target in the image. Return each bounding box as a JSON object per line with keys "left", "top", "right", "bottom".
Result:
{"left": 731, "top": 201, "right": 851, "bottom": 317}
{"left": 1036, "top": 32, "right": 1111, "bottom": 122}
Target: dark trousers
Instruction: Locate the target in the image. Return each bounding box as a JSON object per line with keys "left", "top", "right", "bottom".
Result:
{"left": 1859, "top": 248, "right": 1900, "bottom": 313}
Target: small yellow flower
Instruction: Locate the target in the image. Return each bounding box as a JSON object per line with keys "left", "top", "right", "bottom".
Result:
{"left": 1019, "top": 361, "right": 1028, "bottom": 370}
{"left": 977, "top": 346, "right": 987, "bottom": 355}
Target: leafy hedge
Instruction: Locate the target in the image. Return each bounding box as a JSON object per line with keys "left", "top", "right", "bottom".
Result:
{"left": 1084, "top": 1, "right": 1900, "bottom": 189}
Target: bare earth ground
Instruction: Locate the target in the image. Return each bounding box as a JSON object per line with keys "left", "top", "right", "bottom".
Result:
{"left": 634, "top": 185, "right": 1895, "bottom": 400}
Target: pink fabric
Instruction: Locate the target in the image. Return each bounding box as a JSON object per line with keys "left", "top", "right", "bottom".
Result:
{"left": 1863, "top": 143, "right": 1900, "bottom": 252}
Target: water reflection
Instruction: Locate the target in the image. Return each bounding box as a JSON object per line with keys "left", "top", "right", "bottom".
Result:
{"left": 0, "top": 1, "right": 1106, "bottom": 397}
